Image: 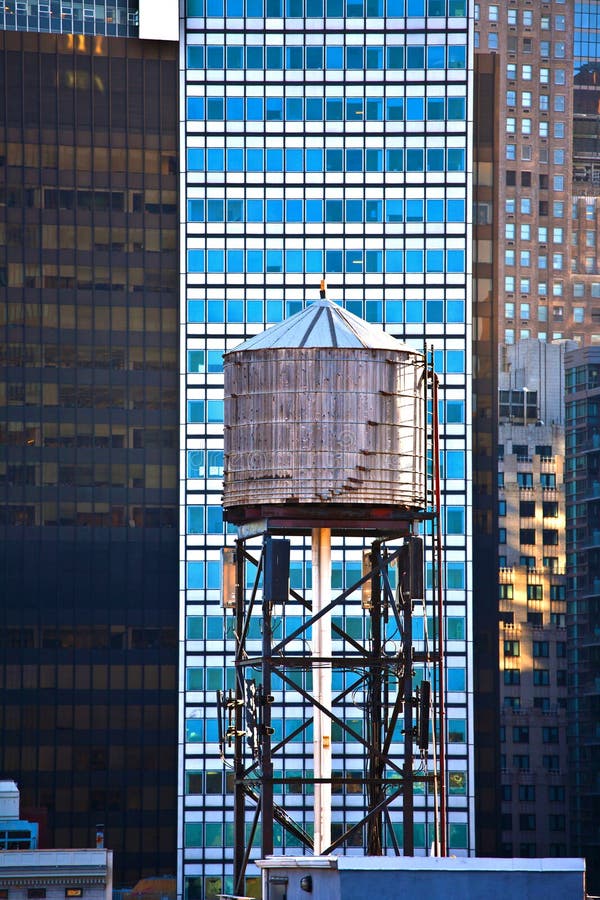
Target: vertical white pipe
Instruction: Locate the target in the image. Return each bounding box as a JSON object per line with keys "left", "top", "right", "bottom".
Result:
{"left": 312, "top": 526, "right": 332, "bottom": 855}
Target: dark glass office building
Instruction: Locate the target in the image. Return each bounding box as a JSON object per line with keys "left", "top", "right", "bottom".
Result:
{"left": 0, "top": 30, "right": 178, "bottom": 886}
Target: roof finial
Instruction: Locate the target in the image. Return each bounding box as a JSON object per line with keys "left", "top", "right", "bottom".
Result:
{"left": 320, "top": 278, "right": 327, "bottom": 300}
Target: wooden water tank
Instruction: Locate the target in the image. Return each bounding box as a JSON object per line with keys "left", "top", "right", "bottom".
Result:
{"left": 223, "top": 300, "right": 426, "bottom": 513}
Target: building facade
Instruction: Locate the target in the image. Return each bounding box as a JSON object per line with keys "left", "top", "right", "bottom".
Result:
{"left": 180, "top": 2, "right": 473, "bottom": 897}
{"left": 565, "top": 344, "right": 600, "bottom": 892}
{"left": 0, "top": 29, "right": 179, "bottom": 885}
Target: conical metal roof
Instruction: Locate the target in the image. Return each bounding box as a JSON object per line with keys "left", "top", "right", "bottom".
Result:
{"left": 227, "top": 298, "right": 417, "bottom": 354}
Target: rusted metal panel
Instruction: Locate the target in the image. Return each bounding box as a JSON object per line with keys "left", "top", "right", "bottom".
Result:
{"left": 224, "top": 347, "right": 426, "bottom": 511}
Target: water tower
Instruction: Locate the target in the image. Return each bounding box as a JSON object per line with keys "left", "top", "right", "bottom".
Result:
{"left": 220, "top": 289, "right": 446, "bottom": 895}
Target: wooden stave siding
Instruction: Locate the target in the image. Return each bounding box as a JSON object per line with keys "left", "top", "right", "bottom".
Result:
{"left": 223, "top": 347, "right": 426, "bottom": 510}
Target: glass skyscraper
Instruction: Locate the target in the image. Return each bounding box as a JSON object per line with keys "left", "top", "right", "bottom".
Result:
{"left": 180, "top": 1, "right": 473, "bottom": 896}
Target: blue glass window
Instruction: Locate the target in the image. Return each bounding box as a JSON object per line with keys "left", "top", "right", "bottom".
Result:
{"left": 286, "top": 0, "right": 303, "bottom": 14}
{"left": 187, "top": 46, "right": 204, "bottom": 68}
{"left": 207, "top": 506, "right": 224, "bottom": 533}
{"left": 187, "top": 0, "right": 204, "bottom": 13}
{"left": 447, "top": 199, "right": 465, "bottom": 222}
{"left": 326, "top": 0, "right": 343, "bottom": 12}
{"left": 427, "top": 148, "right": 444, "bottom": 171}
{"left": 325, "top": 200, "right": 343, "bottom": 222}
{"left": 207, "top": 350, "right": 223, "bottom": 373}
{"left": 406, "top": 250, "right": 424, "bottom": 272}
{"left": 247, "top": 300, "right": 264, "bottom": 322}
{"left": 346, "top": 251, "right": 362, "bottom": 272}
{"left": 447, "top": 300, "right": 464, "bottom": 322}
{"left": 446, "top": 350, "right": 464, "bottom": 373}
{"left": 406, "top": 149, "right": 424, "bottom": 172}
{"left": 366, "top": 149, "right": 382, "bottom": 172}
{"left": 326, "top": 98, "right": 343, "bottom": 121}
{"left": 346, "top": 149, "right": 362, "bottom": 171}
{"left": 226, "top": 97, "right": 244, "bottom": 120}
{"left": 406, "top": 199, "right": 423, "bottom": 221}
{"left": 386, "top": 0, "right": 404, "bottom": 10}
{"left": 347, "top": 0, "right": 363, "bottom": 14}
{"left": 227, "top": 300, "right": 244, "bottom": 322}
{"left": 266, "top": 0, "right": 282, "bottom": 11}
{"left": 346, "top": 200, "right": 362, "bottom": 222}
{"left": 207, "top": 148, "right": 224, "bottom": 171}
{"left": 246, "top": 46, "right": 263, "bottom": 68}
{"left": 266, "top": 47, "right": 283, "bottom": 69}
{"left": 365, "top": 98, "right": 383, "bottom": 120}
{"left": 247, "top": 250, "right": 264, "bottom": 272}
{"left": 366, "top": 251, "right": 382, "bottom": 273}
{"left": 266, "top": 148, "right": 283, "bottom": 171}
{"left": 306, "top": 98, "right": 324, "bottom": 120}
{"left": 427, "top": 97, "right": 445, "bottom": 121}
{"left": 266, "top": 97, "right": 283, "bottom": 120}
{"left": 386, "top": 149, "right": 403, "bottom": 172}
{"left": 207, "top": 0, "right": 223, "bottom": 12}
{"left": 427, "top": 250, "right": 444, "bottom": 272}
{"left": 206, "top": 46, "right": 224, "bottom": 68}
{"left": 407, "top": 0, "right": 424, "bottom": 13}
{"left": 286, "top": 148, "right": 303, "bottom": 171}
{"left": 226, "top": 148, "right": 243, "bottom": 171}
{"left": 306, "top": 149, "right": 323, "bottom": 171}
{"left": 247, "top": 199, "right": 263, "bottom": 221}
{"left": 187, "top": 97, "right": 205, "bottom": 120}
{"left": 385, "top": 199, "right": 402, "bottom": 223}
{"left": 447, "top": 97, "right": 466, "bottom": 120}
{"left": 427, "top": 45, "right": 445, "bottom": 68}
{"left": 305, "top": 200, "right": 322, "bottom": 222}
{"left": 386, "top": 300, "right": 403, "bottom": 322}
{"left": 326, "top": 250, "right": 343, "bottom": 273}
{"left": 386, "top": 98, "right": 404, "bottom": 120}
{"left": 428, "top": 0, "right": 444, "bottom": 13}
{"left": 325, "top": 149, "right": 343, "bottom": 171}
{"left": 446, "top": 400, "right": 464, "bottom": 423}
{"left": 306, "top": 250, "right": 323, "bottom": 272}
{"left": 406, "top": 46, "right": 425, "bottom": 69}
{"left": 207, "top": 249, "right": 224, "bottom": 271}
{"left": 447, "top": 250, "right": 465, "bottom": 273}
{"left": 246, "top": 149, "right": 263, "bottom": 171}
{"left": 306, "top": 47, "right": 323, "bottom": 69}
{"left": 447, "top": 149, "right": 465, "bottom": 171}
{"left": 448, "top": 45, "right": 466, "bottom": 68}
{"left": 267, "top": 300, "right": 283, "bottom": 321}
{"left": 346, "top": 98, "right": 363, "bottom": 120}
{"left": 306, "top": 0, "right": 323, "bottom": 12}
{"left": 449, "top": 0, "right": 466, "bottom": 12}
{"left": 386, "top": 250, "right": 403, "bottom": 273}
{"left": 286, "top": 199, "right": 303, "bottom": 222}
{"left": 286, "top": 249, "right": 303, "bottom": 272}
{"left": 207, "top": 199, "right": 224, "bottom": 221}
{"left": 286, "top": 96, "right": 304, "bottom": 119}
{"left": 366, "top": 46, "right": 383, "bottom": 68}
{"left": 247, "top": 0, "right": 264, "bottom": 11}
{"left": 346, "top": 46, "right": 363, "bottom": 69}
{"left": 188, "top": 507, "right": 204, "bottom": 533}
{"left": 188, "top": 350, "right": 205, "bottom": 373}
{"left": 267, "top": 199, "right": 283, "bottom": 222}
{"left": 227, "top": 250, "right": 243, "bottom": 273}
{"left": 406, "top": 97, "right": 424, "bottom": 120}
{"left": 447, "top": 668, "right": 465, "bottom": 693}
{"left": 246, "top": 98, "right": 263, "bottom": 121}
{"left": 326, "top": 46, "right": 343, "bottom": 68}
{"left": 366, "top": 199, "right": 382, "bottom": 221}
{"left": 406, "top": 300, "right": 423, "bottom": 322}
{"left": 386, "top": 46, "right": 404, "bottom": 68}
{"left": 188, "top": 250, "right": 204, "bottom": 272}
{"left": 207, "top": 98, "right": 224, "bottom": 120}
{"left": 286, "top": 47, "right": 303, "bottom": 69}
{"left": 446, "top": 561, "right": 465, "bottom": 588}
{"left": 188, "top": 300, "right": 204, "bottom": 323}
{"left": 187, "top": 149, "right": 204, "bottom": 171}
{"left": 266, "top": 250, "right": 283, "bottom": 272}
{"left": 187, "top": 450, "right": 205, "bottom": 478}
{"left": 426, "top": 199, "right": 443, "bottom": 222}
{"left": 187, "top": 400, "right": 205, "bottom": 423}
{"left": 426, "top": 299, "right": 444, "bottom": 321}
{"left": 207, "top": 300, "right": 224, "bottom": 321}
